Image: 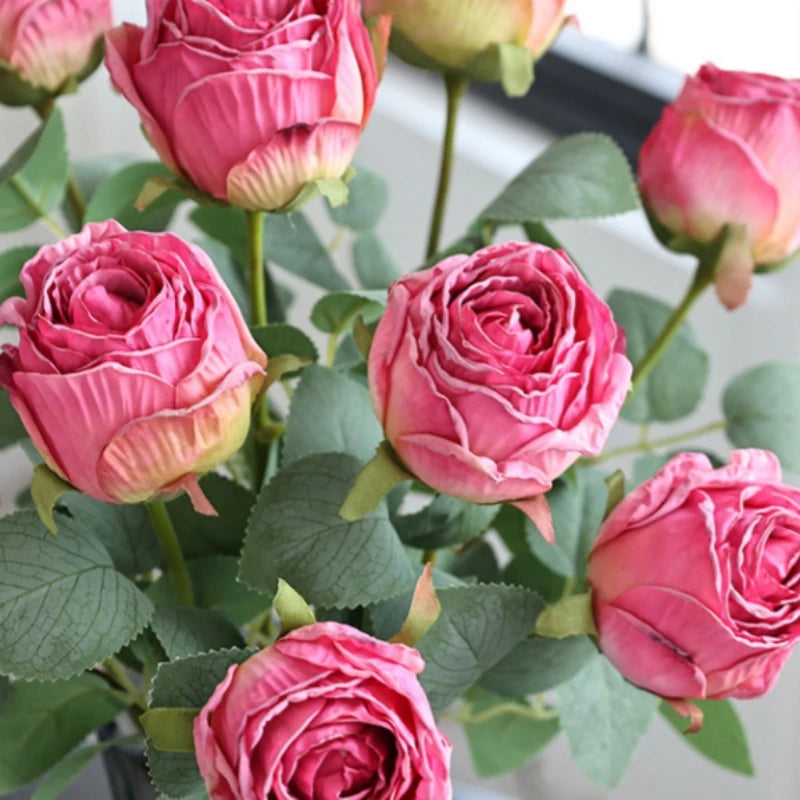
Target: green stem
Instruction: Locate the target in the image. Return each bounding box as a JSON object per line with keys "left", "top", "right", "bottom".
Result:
{"left": 102, "top": 658, "right": 147, "bottom": 713}
{"left": 246, "top": 210, "right": 268, "bottom": 326}
{"left": 146, "top": 501, "right": 194, "bottom": 606}
{"left": 425, "top": 74, "right": 468, "bottom": 259}
{"left": 455, "top": 701, "right": 559, "bottom": 726}
{"left": 590, "top": 420, "right": 726, "bottom": 465}
{"left": 630, "top": 268, "right": 712, "bottom": 394}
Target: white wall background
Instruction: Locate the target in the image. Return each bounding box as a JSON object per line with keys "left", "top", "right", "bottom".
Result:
{"left": 1, "top": 1, "right": 800, "bottom": 798}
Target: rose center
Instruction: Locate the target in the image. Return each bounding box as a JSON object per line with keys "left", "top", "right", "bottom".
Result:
{"left": 70, "top": 270, "right": 148, "bottom": 332}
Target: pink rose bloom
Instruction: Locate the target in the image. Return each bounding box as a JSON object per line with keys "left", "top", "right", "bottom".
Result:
{"left": 0, "top": 0, "right": 111, "bottom": 96}
{"left": 363, "top": 0, "right": 569, "bottom": 68}
{"left": 368, "top": 242, "right": 631, "bottom": 537}
{"left": 639, "top": 64, "right": 800, "bottom": 309}
{"left": 105, "top": 0, "right": 380, "bottom": 211}
{"left": 0, "top": 221, "right": 266, "bottom": 512}
{"left": 588, "top": 450, "right": 800, "bottom": 700}
{"left": 194, "top": 622, "right": 452, "bottom": 799}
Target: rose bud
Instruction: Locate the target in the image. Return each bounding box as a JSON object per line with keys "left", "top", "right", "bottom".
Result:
{"left": 362, "top": 0, "right": 571, "bottom": 95}
{"left": 368, "top": 242, "right": 631, "bottom": 536}
{"left": 194, "top": 621, "right": 453, "bottom": 800}
{"left": 105, "top": 0, "right": 380, "bottom": 212}
{"left": 639, "top": 64, "right": 800, "bottom": 309}
{"left": 589, "top": 450, "right": 800, "bottom": 700}
{"left": 0, "top": 221, "right": 266, "bottom": 513}
{"left": 0, "top": 0, "right": 111, "bottom": 106}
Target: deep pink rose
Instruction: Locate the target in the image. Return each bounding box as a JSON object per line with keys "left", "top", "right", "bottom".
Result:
{"left": 0, "top": 221, "right": 266, "bottom": 512}
{"left": 368, "top": 242, "right": 631, "bottom": 536}
{"left": 588, "top": 450, "right": 800, "bottom": 700}
{"left": 0, "top": 0, "right": 111, "bottom": 95}
{"left": 194, "top": 622, "right": 452, "bottom": 800}
{"left": 105, "top": 0, "right": 380, "bottom": 211}
{"left": 639, "top": 63, "right": 800, "bottom": 309}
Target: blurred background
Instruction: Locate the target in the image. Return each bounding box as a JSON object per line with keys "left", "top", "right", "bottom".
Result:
{"left": 2, "top": 0, "right": 800, "bottom": 798}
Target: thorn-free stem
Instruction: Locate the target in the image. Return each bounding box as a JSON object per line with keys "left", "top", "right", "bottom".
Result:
{"left": 425, "top": 73, "right": 468, "bottom": 260}
{"left": 146, "top": 500, "right": 194, "bottom": 606}
{"left": 246, "top": 210, "right": 268, "bottom": 326}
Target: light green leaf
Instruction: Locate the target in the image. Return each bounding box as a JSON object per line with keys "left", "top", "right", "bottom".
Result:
{"left": 251, "top": 323, "right": 319, "bottom": 362}
{"left": 466, "top": 43, "right": 534, "bottom": 97}
{"left": 151, "top": 606, "right": 245, "bottom": 660}
{"left": 84, "top": 161, "right": 183, "bottom": 232}
{"left": 416, "top": 584, "right": 543, "bottom": 711}
{"left": 558, "top": 654, "right": 659, "bottom": 787}
{"left": 30, "top": 463, "right": 72, "bottom": 533}
{"left": 353, "top": 232, "right": 402, "bottom": 289}
{"left": 723, "top": 362, "right": 800, "bottom": 472}
{"left": 141, "top": 708, "right": 198, "bottom": 754}
{"left": 479, "top": 635, "right": 595, "bottom": 697}
{"left": 239, "top": 453, "right": 416, "bottom": 608}
{"left": 274, "top": 579, "right": 316, "bottom": 634}
{"left": 326, "top": 164, "right": 389, "bottom": 231}
{"left": 0, "top": 109, "right": 68, "bottom": 233}
{"left": 527, "top": 469, "right": 607, "bottom": 582}
{"left": 0, "top": 509, "right": 154, "bottom": 680}
{"left": 660, "top": 699, "right": 754, "bottom": 776}
{"left": 608, "top": 289, "right": 709, "bottom": 423}
{"left": 465, "top": 688, "right": 559, "bottom": 778}
{"left": 480, "top": 133, "right": 639, "bottom": 225}
{"left": 310, "top": 289, "right": 386, "bottom": 334}
{"left": 264, "top": 212, "right": 349, "bottom": 290}
{"left": 0, "top": 244, "right": 37, "bottom": 303}
{"left": 283, "top": 365, "right": 383, "bottom": 465}
{"left": 147, "top": 648, "right": 254, "bottom": 799}
{"left": 0, "top": 674, "right": 126, "bottom": 793}
{"left": 535, "top": 593, "right": 596, "bottom": 638}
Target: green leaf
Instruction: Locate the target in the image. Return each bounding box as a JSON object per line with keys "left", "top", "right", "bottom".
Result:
{"left": 147, "top": 555, "right": 266, "bottom": 628}
{"left": 501, "top": 550, "right": 566, "bottom": 603}
{"left": 353, "top": 232, "right": 402, "bottom": 289}
{"left": 190, "top": 205, "right": 248, "bottom": 263}
{"left": 326, "top": 164, "right": 388, "bottom": 231}
{"left": 251, "top": 323, "right": 319, "bottom": 362}
{"left": 151, "top": 606, "right": 245, "bottom": 660}
{"left": 479, "top": 634, "right": 595, "bottom": 697}
{"left": 31, "top": 735, "right": 143, "bottom": 800}
{"left": 170, "top": 473, "right": 256, "bottom": 559}
{"left": 0, "top": 390, "right": 26, "bottom": 450}
{"left": 660, "top": 699, "right": 754, "bottom": 776}
{"left": 283, "top": 365, "right": 383, "bottom": 465}
{"left": 480, "top": 133, "right": 639, "bottom": 225}
{"left": 723, "top": 362, "right": 800, "bottom": 472}
{"left": 466, "top": 43, "right": 534, "bottom": 97}
{"left": 59, "top": 493, "right": 162, "bottom": 576}
{"left": 0, "top": 244, "right": 37, "bottom": 303}
{"left": 84, "top": 161, "right": 183, "bottom": 232}
{"left": 195, "top": 236, "right": 249, "bottom": 319}
{"left": 30, "top": 463, "right": 72, "bottom": 533}
{"left": 535, "top": 592, "right": 597, "bottom": 638}
{"left": 0, "top": 109, "right": 68, "bottom": 233}
{"left": 147, "top": 647, "right": 254, "bottom": 799}
{"left": 416, "top": 584, "right": 544, "bottom": 711}
{"left": 0, "top": 674, "right": 126, "bottom": 793}
{"left": 239, "top": 453, "right": 416, "bottom": 608}
{"left": 141, "top": 709, "right": 198, "bottom": 754}
{"left": 390, "top": 564, "right": 441, "bottom": 646}
{"left": 393, "top": 494, "right": 499, "bottom": 550}
{"left": 274, "top": 579, "right": 316, "bottom": 634}
{"left": 339, "top": 441, "right": 413, "bottom": 521}
{"left": 608, "top": 289, "right": 709, "bottom": 423}
{"left": 446, "top": 540, "right": 501, "bottom": 584}
{"left": 0, "top": 509, "right": 154, "bottom": 680}
{"left": 264, "top": 212, "right": 349, "bottom": 290}
{"left": 558, "top": 654, "right": 659, "bottom": 787}
{"left": 310, "top": 289, "right": 386, "bottom": 334}
{"left": 526, "top": 469, "right": 607, "bottom": 582}
{"left": 464, "top": 689, "right": 559, "bottom": 778}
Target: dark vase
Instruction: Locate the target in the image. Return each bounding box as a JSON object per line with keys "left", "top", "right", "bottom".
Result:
{"left": 98, "top": 724, "right": 158, "bottom": 800}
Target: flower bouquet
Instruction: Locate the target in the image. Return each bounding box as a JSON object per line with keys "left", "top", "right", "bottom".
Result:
{"left": 1, "top": 1, "right": 799, "bottom": 798}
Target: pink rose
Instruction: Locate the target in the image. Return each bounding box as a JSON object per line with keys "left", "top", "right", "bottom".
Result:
{"left": 639, "top": 63, "right": 800, "bottom": 309}
{"left": 363, "top": 0, "right": 569, "bottom": 69}
{"left": 368, "top": 242, "right": 631, "bottom": 535}
{"left": 0, "top": 0, "right": 111, "bottom": 96}
{"left": 194, "top": 621, "right": 452, "bottom": 800}
{"left": 105, "top": 0, "right": 380, "bottom": 211}
{"left": 588, "top": 450, "right": 800, "bottom": 700}
{"left": 0, "top": 221, "right": 266, "bottom": 512}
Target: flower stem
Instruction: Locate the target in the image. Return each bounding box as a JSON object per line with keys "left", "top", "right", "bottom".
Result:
{"left": 589, "top": 420, "right": 726, "bottom": 464}
{"left": 425, "top": 74, "right": 468, "bottom": 259}
{"left": 102, "top": 657, "right": 147, "bottom": 713}
{"left": 630, "top": 268, "right": 713, "bottom": 394}
{"left": 146, "top": 501, "right": 194, "bottom": 606}
{"left": 246, "top": 210, "right": 268, "bottom": 326}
